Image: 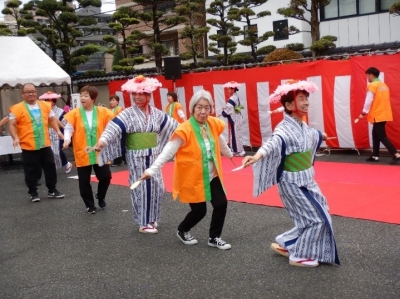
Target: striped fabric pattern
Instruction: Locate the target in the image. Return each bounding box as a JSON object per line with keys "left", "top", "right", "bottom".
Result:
{"left": 283, "top": 150, "right": 312, "bottom": 172}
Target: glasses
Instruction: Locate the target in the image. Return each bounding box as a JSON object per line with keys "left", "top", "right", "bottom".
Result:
{"left": 23, "top": 91, "right": 37, "bottom": 94}
{"left": 195, "top": 105, "right": 211, "bottom": 112}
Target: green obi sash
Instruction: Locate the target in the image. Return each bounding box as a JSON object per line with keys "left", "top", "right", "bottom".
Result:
{"left": 126, "top": 132, "right": 157, "bottom": 150}
{"left": 283, "top": 150, "right": 312, "bottom": 172}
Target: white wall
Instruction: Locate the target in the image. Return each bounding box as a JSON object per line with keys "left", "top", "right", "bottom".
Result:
{"left": 205, "top": 0, "right": 399, "bottom": 55}
{"left": 320, "top": 13, "right": 400, "bottom": 48}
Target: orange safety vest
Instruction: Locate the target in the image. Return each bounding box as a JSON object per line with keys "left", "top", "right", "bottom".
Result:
{"left": 111, "top": 106, "right": 123, "bottom": 117}
{"left": 64, "top": 106, "right": 114, "bottom": 167}
{"left": 172, "top": 116, "right": 226, "bottom": 203}
{"left": 9, "top": 100, "right": 52, "bottom": 150}
{"left": 366, "top": 80, "right": 393, "bottom": 123}
{"left": 166, "top": 102, "right": 185, "bottom": 123}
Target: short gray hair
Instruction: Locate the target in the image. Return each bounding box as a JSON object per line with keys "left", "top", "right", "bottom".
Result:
{"left": 189, "top": 90, "right": 214, "bottom": 115}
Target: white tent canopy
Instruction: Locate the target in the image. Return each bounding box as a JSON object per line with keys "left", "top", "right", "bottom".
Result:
{"left": 0, "top": 36, "right": 71, "bottom": 87}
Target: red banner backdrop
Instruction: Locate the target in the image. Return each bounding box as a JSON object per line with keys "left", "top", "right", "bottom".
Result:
{"left": 109, "top": 54, "right": 400, "bottom": 150}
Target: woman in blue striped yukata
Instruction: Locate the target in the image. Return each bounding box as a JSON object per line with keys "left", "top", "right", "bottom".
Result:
{"left": 242, "top": 80, "right": 340, "bottom": 268}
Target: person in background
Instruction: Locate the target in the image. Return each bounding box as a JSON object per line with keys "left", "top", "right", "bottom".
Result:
{"left": 63, "top": 98, "right": 71, "bottom": 113}
{"left": 8, "top": 83, "right": 65, "bottom": 202}
{"left": 221, "top": 81, "right": 245, "bottom": 157}
{"left": 358, "top": 67, "right": 400, "bottom": 165}
{"left": 63, "top": 85, "right": 114, "bottom": 214}
{"left": 0, "top": 115, "right": 14, "bottom": 165}
{"left": 139, "top": 90, "right": 233, "bottom": 250}
{"left": 109, "top": 95, "right": 126, "bottom": 166}
{"left": 39, "top": 91, "right": 72, "bottom": 173}
{"left": 95, "top": 75, "right": 178, "bottom": 234}
{"left": 242, "top": 80, "right": 340, "bottom": 267}
{"left": 166, "top": 91, "right": 186, "bottom": 123}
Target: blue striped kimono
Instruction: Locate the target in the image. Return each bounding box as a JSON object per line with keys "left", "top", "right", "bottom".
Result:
{"left": 253, "top": 114, "right": 340, "bottom": 265}
{"left": 98, "top": 105, "right": 178, "bottom": 227}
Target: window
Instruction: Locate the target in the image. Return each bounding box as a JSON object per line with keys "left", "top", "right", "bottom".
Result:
{"left": 217, "top": 30, "right": 224, "bottom": 48}
{"left": 273, "top": 20, "right": 289, "bottom": 41}
{"left": 322, "top": 0, "right": 397, "bottom": 20}
{"left": 244, "top": 24, "right": 258, "bottom": 40}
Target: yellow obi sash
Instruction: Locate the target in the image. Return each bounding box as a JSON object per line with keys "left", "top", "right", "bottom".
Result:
{"left": 126, "top": 132, "right": 157, "bottom": 150}
{"left": 283, "top": 150, "right": 312, "bottom": 172}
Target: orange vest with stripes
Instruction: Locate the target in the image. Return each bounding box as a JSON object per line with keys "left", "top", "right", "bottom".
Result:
{"left": 172, "top": 117, "right": 225, "bottom": 203}
{"left": 64, "top": 106, "right": 114, "bottom": 167}
{"left": 10, "top": 100, "right": 52, "bottom": 150}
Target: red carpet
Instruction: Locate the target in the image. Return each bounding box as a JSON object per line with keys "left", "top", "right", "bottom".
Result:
{"left": 94, "top": 158, "right": 400, "bottom": 225}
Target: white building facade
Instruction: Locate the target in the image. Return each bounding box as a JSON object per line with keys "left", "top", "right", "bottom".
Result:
{"left": 205, "top": 0, "right": 400, "bottom": 56}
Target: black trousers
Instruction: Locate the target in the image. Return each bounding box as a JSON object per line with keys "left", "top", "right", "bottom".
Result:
{"left": 76, "top": 164, "right": 111, "bottom": 209}
{"left": 372, "top": 122, "right": 398, "bottom": 156}
{"left": 178, "top": 177, "right": 228, "bottom": 239}
{"left": 21, "top": 147, "right": 57, "bottom": 195}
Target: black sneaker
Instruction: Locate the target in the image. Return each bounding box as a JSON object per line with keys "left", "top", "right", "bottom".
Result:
{"left": 87, "top": 207, "right": 97, "bottom": 214}
{"left": 48, "top": 189, "right": 65, "bottom": 198}
{"left": 365, "top": 156, "right": 379, "bottom": 162}
{"left": 176, "top": 231, "right": 198, "bottom": 245}
{"left": 389, "top": 156, "right": 400, "bottom": 165}
{"left": 30, "top": 194, "right": 40, "bottom": 202}
{"left": 95, "top": 194, "right": 106, "bottom": 209}
{"left": 208, "top": 237, "right": 231, "bottom": 250}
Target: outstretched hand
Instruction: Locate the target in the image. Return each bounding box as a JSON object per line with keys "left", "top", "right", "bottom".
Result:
{"left": 139, "top": 171, "right": 151, "bottom": 181}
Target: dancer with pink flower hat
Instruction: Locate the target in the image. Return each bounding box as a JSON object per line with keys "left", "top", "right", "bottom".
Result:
{"left": 39, "top": 91, "right": 72, "bottom": 173}
{"left": 95, "top": 75, "right": 178, "bottom": 234}
{"left": 221, "top": 81, "right": 245, "bottom": 156}
{"left": 242, "top": 80, "right": 340, "bottom": 268}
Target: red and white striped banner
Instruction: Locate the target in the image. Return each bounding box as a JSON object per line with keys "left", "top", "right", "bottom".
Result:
{"left": 109, "top": 54, "right": 400, "bottom": 150}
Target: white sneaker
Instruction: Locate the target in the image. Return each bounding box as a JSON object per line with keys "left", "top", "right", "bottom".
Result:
{"left": 65, "top": 162, "right": 72, "bottom": 173}
{"left": 177, "top": 231, "right": 198, "bottom": 245}
{"left": 208, "top": 237, "right": 231, "bottom": 250}
{"left": 289, "top": 256, "right": 319, "bottom": 267}
{"left": 139, "top": 224, "right": 158, "bottom": 234}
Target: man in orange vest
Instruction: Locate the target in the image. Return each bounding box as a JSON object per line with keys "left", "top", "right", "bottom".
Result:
{"left": 358, "top": 67, "right": 400, "bottom": 165}
{"left": 8, "top": 83, "right": 65, "bottom": 202}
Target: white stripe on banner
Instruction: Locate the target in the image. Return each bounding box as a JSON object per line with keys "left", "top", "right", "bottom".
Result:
{"left": 257, "top": 82, "right": 272, "bottom": 143}
{"left": 176, "top": 87, "right": 186, "bottom": 117}
{"left": 213, "top": 84, "right": 228, "bottom": 142}
{"left": 159, "top": 87, "right": 169, "bottom": 111}
{"left": 307, "top": 76, "right": 325, "bottom": 141}
{"left": 334, "top": 76, "right": 355, "bottom": 148}
{"left": 193, "top": 86, "right": 203, "bottom": 93}
{"left": 115, "top": 91, "right": 125, "bottom": 108}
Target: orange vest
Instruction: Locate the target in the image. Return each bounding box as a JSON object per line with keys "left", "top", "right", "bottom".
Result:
{"left": 366, "top": 80, "right": 392, "bottom": 123}
{"left": 166, "top": 102, "right": 185, "bottom": 123}
{"left": 9, "top": 100, "right": 52, "bottom": 150}
{"left": 172, "top": 116, "right": 226, "bottom": 203}
{"left": 111, "top": 106, "right": 123, "bottom": 117}
{"left": 64, "top": 106, "right": 114, "bottom": 167}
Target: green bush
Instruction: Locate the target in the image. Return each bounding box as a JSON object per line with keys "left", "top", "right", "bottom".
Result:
{"left": 256, "top": 45, "right": 276, "bottom": 55}
{"left": 285, "top": 43, "right": 304, "bottom": 51}
{"left": 229, "top": 53, "right": 252, "bottom": 64}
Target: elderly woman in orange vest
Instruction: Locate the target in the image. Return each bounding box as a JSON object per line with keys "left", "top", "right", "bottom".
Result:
{"left": 140, "top": 89, "right": 234, "bottom": 250}
{"left": 63, "top": 85, "right": 114, "bottom": 214}
{"left": 165, "top": 92, "right": 186, "bottom": 123}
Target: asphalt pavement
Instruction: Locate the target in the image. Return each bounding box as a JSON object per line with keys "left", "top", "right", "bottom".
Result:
{"left": 0, "top": 148, "right": 399, "bottom": 299}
